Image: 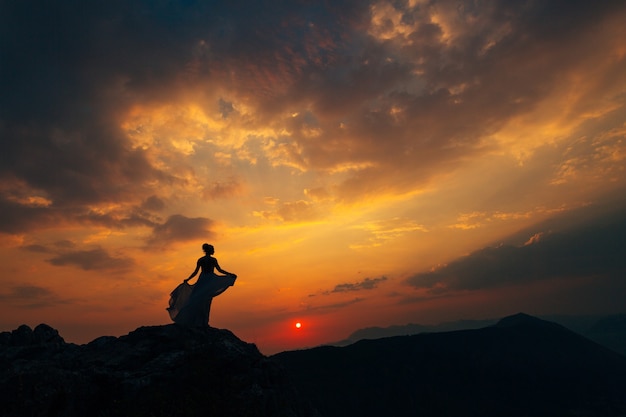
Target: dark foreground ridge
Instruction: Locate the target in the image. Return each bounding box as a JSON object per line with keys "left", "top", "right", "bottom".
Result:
{"left": 4, "top": 314, "right": 626, "bottom": 417}
{"left": 0, "top": 324, "right": 318, "bottom": 417}
{"left": 272, "top": 313, "right": 626, "bottom": 417}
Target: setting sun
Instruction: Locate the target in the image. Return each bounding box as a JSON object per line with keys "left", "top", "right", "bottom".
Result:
{"left": 295, "top": 322, "right": 302, "bottom": 329}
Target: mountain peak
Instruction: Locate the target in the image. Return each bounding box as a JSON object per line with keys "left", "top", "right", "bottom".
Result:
{"left": 493, "top": 312, "right": 557, "bottom": 328}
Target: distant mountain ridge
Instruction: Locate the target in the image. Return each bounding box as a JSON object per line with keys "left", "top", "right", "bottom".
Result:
{"left": 586, "top": 314, "right": 626, "bottom": 356}
{"left": 334, "top": 318, "right": 498, "bottom": 346}
{"left": 336, "top": 312, "right": 626, "bottom": 356}
{"left": 273, "top": 313, "right": 626, "bottom": 417}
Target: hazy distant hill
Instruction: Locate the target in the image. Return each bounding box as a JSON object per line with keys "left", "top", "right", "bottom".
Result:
{"left": 273, "top": 313, "right": 626, "bottom": 417}
{"left": 334, "top": 318, "right": 498, "bottom": 346}
{"left": 585, "top": 314, "right": 626, "bottom": 357}
{"left": 335, "top": 313, "right": 626, "bottom": 356}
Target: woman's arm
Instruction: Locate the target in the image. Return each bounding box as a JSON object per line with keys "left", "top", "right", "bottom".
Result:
{"left": 215, "top": 260, "right": 236, "bottom": 277}
{"left": 184, "top": 260, "right": 201, "bottom": 283}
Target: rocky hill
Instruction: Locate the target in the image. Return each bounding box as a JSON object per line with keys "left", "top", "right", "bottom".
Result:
{"left": 0, "top": 323, "right": 319, "bottom": 417}
{"left": 4, "top": 314, "right": 626, "bottom": 417}
{"left": 272, "top": 313, "right": 626, "bottom": 417}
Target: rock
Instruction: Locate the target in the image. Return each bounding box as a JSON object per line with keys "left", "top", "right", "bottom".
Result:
{"left": 10, "top": 324, "right": 35, "bottom": 345}
{"left": 0, "top": 324, "right": 319, "bottom": 417}
{"left": 33, "top": 323, "right": 66, "bottom": 344}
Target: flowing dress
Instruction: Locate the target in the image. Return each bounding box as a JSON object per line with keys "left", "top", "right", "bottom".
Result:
{"left": 167, "top": 257, "right": 236, "bottom": 326}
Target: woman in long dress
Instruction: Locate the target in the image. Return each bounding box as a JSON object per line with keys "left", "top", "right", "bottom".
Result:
{"left": 167, "top": 243, "right": 237, "bottom": 327}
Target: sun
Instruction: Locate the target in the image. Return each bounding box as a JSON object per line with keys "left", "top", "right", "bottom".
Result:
{"left": 295, "top": 322, "right": 302, "bottom": 329}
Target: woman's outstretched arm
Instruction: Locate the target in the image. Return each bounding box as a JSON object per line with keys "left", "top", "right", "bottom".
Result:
{"left": 184, "top": 260, "right": 201, "bottom": 283}
{"left": 215, "top": 260, "right": 236, "bottom": 277}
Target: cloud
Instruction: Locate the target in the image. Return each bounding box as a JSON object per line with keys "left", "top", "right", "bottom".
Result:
{"left": 141, "top": 195, "right": 166, "bottom": 212}
{"left": 550, "top": 124, "right": 626, "bottom": 186}
{"left": 0, "top": 0, "right": 624, "bottom": 240}
{"left": 0, "top": 285, "right": 72, "bottom": 309}
{"left": 47, "top": 247, "right": 134, "bottom": 271}
{"left": 147, "top": 214, "right": 215, "bottom": 246}
{"left": 202, "top": 178, "right": 244, "bottom": 200}
{"left": 312, "top": 276, "right": 388, "bottom": 296}
{"left": 254, "top": 199, "right": 321, "bottom": 223}
{"left": 0, "top": 197, "right": 62, "bottom": 234}
{"left": 350, "top": 218, "right": 427, "bottom": 248}
{"left": 22, "top": 244, "right": 52, "bottom": 254}
{"left": 406, "top": 205, "right": 626, "bottom": 293}
{"left": 329, "top": 276, "right": 388, "bottom": 293}
{"left": 0, "top": 174, "right": 164, "bottom": 234}
{"left": 1, "top": 0, "right": 625, "bottom": 233}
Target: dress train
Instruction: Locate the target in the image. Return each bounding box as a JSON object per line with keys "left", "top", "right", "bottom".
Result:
{"left": 167, "top": 272, "right": 236, "bottom": 326}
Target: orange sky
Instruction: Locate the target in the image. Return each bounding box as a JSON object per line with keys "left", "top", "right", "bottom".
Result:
{"left": 2, "top": 0, "right": 626, "bottom": 354}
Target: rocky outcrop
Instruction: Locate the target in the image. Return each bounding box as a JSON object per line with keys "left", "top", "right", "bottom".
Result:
{"left": 0, "top": 324, "right": 319, "bottom": 417}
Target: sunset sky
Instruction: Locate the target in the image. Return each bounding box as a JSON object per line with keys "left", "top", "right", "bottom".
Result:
{"left": 2, "top": 0, "right": 625, "bottom": 354}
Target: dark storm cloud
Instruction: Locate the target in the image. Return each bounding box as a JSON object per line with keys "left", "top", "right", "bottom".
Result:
{"left": 406, "top": 204, "right": 626, "bottom": 293}
{"left": 0, "top": 196, "right": 159, "bottom": 234}
{"left": 0, "top": 199, "right": 61, "bottom": 234}
{"left": 0, "top": 0, "right": 367, "bottom": 124}
{"left": 47, "top": 247, "right": 134, "bottom": 271}
{"left": 147, "top": 214, "right": 215, "bottom": 246}
{"left": 247, "top": 0, "right": 626, "bottom": 200}
{"left": 2, "top": 0, "right": 625, "bottom": 231}
{"left": 0, "top": 0, "right": 365, "bottom": 233}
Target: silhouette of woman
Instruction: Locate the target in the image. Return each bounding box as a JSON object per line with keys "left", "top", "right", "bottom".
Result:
{"left": 167, "top": 243, "right": 237, "bottom": 327}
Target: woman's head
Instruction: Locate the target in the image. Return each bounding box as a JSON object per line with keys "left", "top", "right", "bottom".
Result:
{"left": 202, "top": 243, "right": 214, "bottom": 254}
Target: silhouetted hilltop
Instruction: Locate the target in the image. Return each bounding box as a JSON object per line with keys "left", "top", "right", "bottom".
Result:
{"left": 335, "top": 312, "right": 626, "bottom": 356}
{"left": 335, "top": 318, "right": 498, "bottom": 346}
{"left": 493, "top": 311, "right": 554, "bottom": 327}
{"left": 272, "top": 313, "right": 626, "bottom": 417}
{"left": 0, "top": 324, "right": 318, "bottom": 417}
